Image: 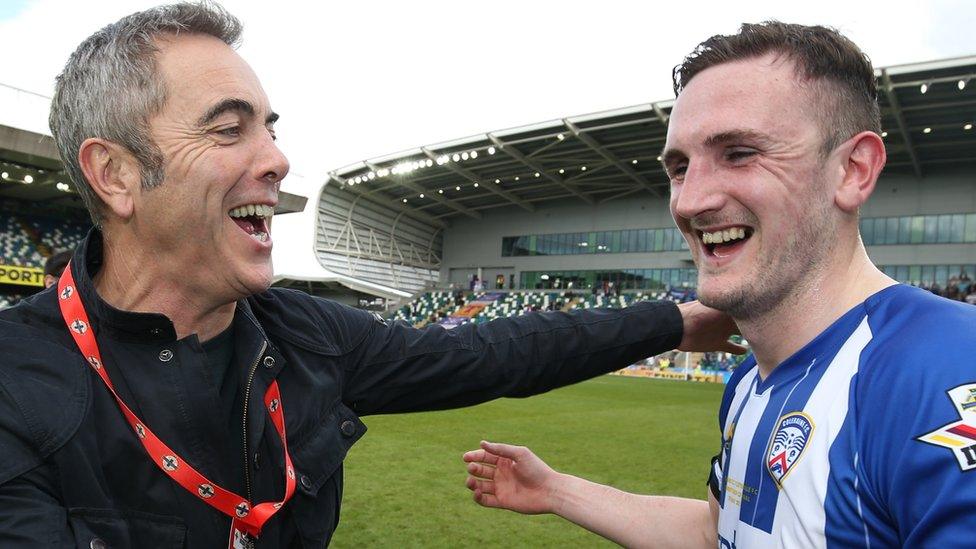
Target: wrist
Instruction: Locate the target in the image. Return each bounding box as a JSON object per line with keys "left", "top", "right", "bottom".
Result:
{"left": 546, "top": 471, "right": 580, "bottom": 517}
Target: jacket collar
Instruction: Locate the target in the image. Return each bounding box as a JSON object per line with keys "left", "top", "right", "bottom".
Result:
{"left": 71, "top": 229, "right": 268, "bottom": 345}
{"left": 71, "top": 228, "right": 178, "bottom": 343}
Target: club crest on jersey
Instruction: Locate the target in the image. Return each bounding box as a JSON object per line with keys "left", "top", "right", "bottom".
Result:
{"left": 765, "top": 412, "right": 815, "bottom": 487}
{"left": 916, "top": 383, "right": 976, "bottom": 472}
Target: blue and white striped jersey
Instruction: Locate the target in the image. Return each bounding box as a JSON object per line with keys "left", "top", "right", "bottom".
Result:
{"left": 713, "top": 285, "right": 976, "bottom": 548}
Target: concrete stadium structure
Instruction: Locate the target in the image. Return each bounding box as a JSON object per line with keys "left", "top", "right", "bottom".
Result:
{"left": 323, "top": 56, "right": 976, "bottom": 299}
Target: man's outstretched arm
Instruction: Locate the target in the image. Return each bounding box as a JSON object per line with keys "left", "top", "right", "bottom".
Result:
{"left": 463, "top": 441, "right": 718, "bottom": 549}
{"left": 339, "top": 299, "right": 743, "bottom": 415}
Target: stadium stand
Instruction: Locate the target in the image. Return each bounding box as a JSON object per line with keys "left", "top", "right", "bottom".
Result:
{"left": 390, "top": 288, "right": 696, "bottom": 328}
{"left": 0, "top": 208, "right": 90, "bottom": 310}
{"left": 0, "top": 211, "right": 87, "bottom": 268}
{"left": 0, "top": 293, "right": 23, "bottom": 310}
{"left": 390, "top": 290, "right": 456, "bottom": 326}
{"left": 27, "top": 215, "right": 87, "bottom": 258}
{"left": 0, "top": 213, "right": 42, "bottom": 267}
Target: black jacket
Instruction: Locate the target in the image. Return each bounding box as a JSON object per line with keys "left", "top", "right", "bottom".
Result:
{"left": 0, "top": 232, "right": 683, "bottom": 547}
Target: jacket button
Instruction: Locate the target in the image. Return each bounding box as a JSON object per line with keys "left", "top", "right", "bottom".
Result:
{"left": 158, "top": 349, "right": 173, "bottom": 362}
{"left": 90, "top": 538, "right": 108, "bottom": 549}
{"left": 263, "top": 356, "right": 276, "bottom": 369}
{"left": 340, "top": 420, "right": 356, "bottom": 437}
{"left": 300, "top": 474, "right": 312, "bottom": 490}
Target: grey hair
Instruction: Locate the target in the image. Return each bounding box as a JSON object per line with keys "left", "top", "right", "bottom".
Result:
{"left": 49, "top": 1, "right": 242, "bottom": 227}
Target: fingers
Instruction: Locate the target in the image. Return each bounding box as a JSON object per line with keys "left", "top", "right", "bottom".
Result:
{"left": 466, "top": 461, "right": 495, "bottom": 479}
{"left": 465, "top": 475, "right": 494, "bottom": 495}
{"left": 473, "top": 489, "right": 501, "bottom": 508}
{"left": 722, "top": 341, "right": 748, "bottom": 355}
{"left": 480, "top": 440, "right": 526, "bottom": 460}
{"left": 462, "top": 448, "right": 499, "bottom": 466}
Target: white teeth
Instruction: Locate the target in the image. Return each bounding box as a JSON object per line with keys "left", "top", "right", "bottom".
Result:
{"left": 229, "top": 204, "right": 274, "bottom": 219}
{"left": 701, "top": 227, "right": 749, "bottom": 245}
{"left": 252, "top": 231, "right": 269, "bottom": 242}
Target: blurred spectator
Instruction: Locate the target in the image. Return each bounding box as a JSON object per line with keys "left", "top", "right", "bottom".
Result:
{"left": 43, "top": 249, "right": 73, "bottom": 288}
{"left": 921, "top": 271, "right": 976, "bottom": 304}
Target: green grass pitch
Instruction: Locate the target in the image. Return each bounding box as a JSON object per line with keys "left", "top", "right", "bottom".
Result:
{"left": 331, "top": 376, "right": 724, "bottom": 547}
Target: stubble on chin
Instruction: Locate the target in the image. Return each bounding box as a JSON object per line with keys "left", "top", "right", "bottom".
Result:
{"left": 696, "top": 222, "right": 833, "bottom": 322}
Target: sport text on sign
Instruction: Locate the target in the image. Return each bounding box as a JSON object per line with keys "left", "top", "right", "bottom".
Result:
{"left": 0, "top": 264, "right": 44, "bottom": 287}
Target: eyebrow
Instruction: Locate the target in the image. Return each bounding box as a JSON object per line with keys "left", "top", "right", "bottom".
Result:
{"left": 702, "top": 129, "right": 774, "bottom": 149}
{"left": 196, "top": 98, "right": 279, "bottom": 127}
{"left": 659, "top": 129, "right": 776, "bottom": 171}
{"left": 659, "top": 148, "right": 686, "bottom": 172}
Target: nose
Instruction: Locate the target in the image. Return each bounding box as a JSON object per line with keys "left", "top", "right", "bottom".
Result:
{"left": 671, "top": 159, "right": 724, "bottom": 222}
{"left": 255, "top": 132, "right": 290, "bottom": 186}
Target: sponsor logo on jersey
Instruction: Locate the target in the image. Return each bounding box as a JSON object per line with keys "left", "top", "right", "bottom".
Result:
{"left": 765, "top": 412, "right": 815, "bottom": 487}
{"left": 723, "top": 422, "right": 736, "bottom": 453}
{"left": 961, "top": 387, "right": 976, "bottom": 412}
{"left": 917, "top": 383, "right": 976, "bottom": 472}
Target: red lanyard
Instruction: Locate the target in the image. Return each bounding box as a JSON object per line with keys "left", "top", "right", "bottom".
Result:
{"left": 57, "top": 263, "right": 295, "bottom": 543}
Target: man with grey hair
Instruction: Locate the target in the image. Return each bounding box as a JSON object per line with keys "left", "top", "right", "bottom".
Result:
{"left": 0, "top": 2, "right": 739, "bottom": 546}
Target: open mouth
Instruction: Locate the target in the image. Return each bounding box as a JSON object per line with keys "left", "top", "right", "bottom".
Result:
{"left": 229, "top": 204, "right": 274, "bottom": 243}
{"left": 699, "top": 226, "right": 754, "bottom": 258}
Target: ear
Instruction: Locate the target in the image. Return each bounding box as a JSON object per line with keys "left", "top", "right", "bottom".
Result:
{"left": 834, "top": 131, "right": 886, "bottom": 213}
{"left": 77, "top": 138, "right": 142, "bottom": 221}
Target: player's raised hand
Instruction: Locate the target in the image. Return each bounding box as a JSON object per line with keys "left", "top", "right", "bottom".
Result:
{"left": 677, "top": 300, "right": 746, "bottom": 354}
{"left": 463, "top": 441, "right": 558, "bottom": 515}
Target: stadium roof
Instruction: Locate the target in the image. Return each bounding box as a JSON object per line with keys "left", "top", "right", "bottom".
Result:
{"left": 328, "top": 55, "right": 976, "bottom": 227}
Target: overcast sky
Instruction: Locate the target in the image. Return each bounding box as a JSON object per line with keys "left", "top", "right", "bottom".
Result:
{"left": 2, "top": 0, "right": 974, "bottom": 181}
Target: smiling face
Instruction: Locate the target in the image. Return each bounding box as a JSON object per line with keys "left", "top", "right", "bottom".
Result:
{"left": 664, "top": 54, "right": 841, "bottom": 320}
{"left": 132, "top": 33, "right": 288, "bottom": 301}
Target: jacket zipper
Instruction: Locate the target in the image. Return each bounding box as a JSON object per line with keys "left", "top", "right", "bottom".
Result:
{"left": 242, "top": 340, "right": 267, "bottom": 503}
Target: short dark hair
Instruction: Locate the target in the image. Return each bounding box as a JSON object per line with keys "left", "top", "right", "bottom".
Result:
{"left": 672, "top": 21, "right": 881, "bottom": 154}
{"left": 44, "top": 249, "right": 74, "bottom": 278}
